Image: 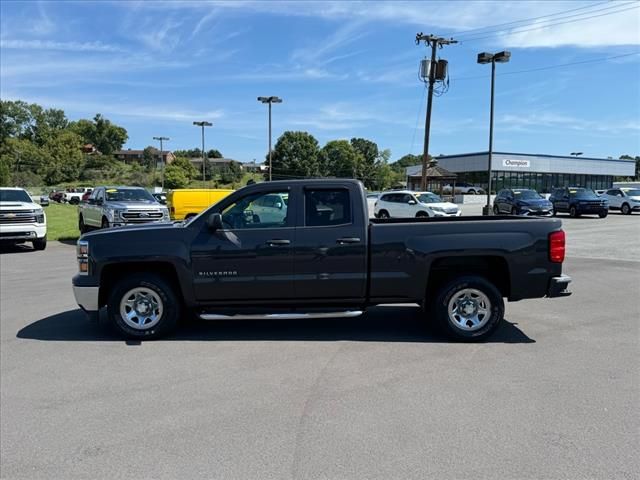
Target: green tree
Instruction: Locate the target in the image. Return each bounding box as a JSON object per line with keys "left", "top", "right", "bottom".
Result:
{"left": 164, "top": 164, "right": 189, "bottom": 189}
{"left": 41, "top": 131, "right": 85, "bottom": 184}
{"left": 0, "top": 158, "right": 10, "bottom": 186}
{"left": 220, "top": 160, "right": 243, "bottom": 185}
{"left": 271, "top": 131, "right": 321, "bottom": 179}
{"left": 171, "top": 157, "right": 199, "bottom": 181}
{"left": 319, "top": 140, "right": 363, "bottom": 178}
{"left": 69, "top": 114, "right": 128, "bottom": 155}
{"left": 0, "top": 100, "right": 68, "bottom": 146}
{"left": 391, "top": 153, "right": 423, "bottom": 172}
{"left": 142, "top": 146, "right": 156, "bottom": 169}
{"left": 207, "top": 148, "right": 223, "bottom": 158}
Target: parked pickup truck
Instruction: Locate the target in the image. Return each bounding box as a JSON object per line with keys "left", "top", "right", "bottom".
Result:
{"left": 72, "top": 179, "right": 572, "bottom": 341}
{"left": 78, "top": 186, "right": 170, "bottom": 232}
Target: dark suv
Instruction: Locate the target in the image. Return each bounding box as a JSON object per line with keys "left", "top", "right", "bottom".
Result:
{"left": 493, "top": 188, "right": 553, "bottom": 216}
{"left": 549, "top": 187, "right": 608, "bottom": 218}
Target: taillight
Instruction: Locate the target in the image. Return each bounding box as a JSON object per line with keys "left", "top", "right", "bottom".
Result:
{"left": 549, "top": 230, "right": 565, "bottom": 263}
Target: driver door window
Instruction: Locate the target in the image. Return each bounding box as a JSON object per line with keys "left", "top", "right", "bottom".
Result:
{"left": 221, "top": 191, "right": 289, "bottom": 229}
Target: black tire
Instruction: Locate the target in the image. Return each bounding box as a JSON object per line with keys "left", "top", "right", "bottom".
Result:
{"left": 621, "top": 203, "right": 631, "bottom": 215}
{"left": 430, "top": 275, "right": 504, "bottom": 342}
{"left": 493, "top": 205, "right": 500, "bottom": 215}
{"left": 107, "top": 273, "right": 180, "bottom": 340}
{"left": 569, "top": 206, "right": 579, "bottom": 218}
{"left": 101, "top": 217, "right": 109, "bottom": 229}
{"left": 598, "top": 211, "right": 608, "bottom": 218}
{"left": 32, "top": 236, "right": 47, "bottom": 251}
{"left": 184, "top": 213, "right": 197, "bottom": 220}
{"left": 377, "top": 210, "right": 390, "bottom": 219}
{"left": 79, "top": 215, "right": 88, "bottom": 234}
{"left": 416, "top": 211, "right": 429, "bottom": 218}
{"left": 552, "top": 208, "right": 557, "bottom": 217}
{"left": 468, "top": 189, "right": 476, "bottom": 195}
{"left": 69, "top": 197, "right": 79, "bottom": 205}
{"left": 510, "top": 206, "right": 517, "bottom": 216}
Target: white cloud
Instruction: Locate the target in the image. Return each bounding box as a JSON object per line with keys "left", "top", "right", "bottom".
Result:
{"left": 0, "top": 39, "right": 125, "bottom": 53}
{"left": 0, "top": 92, "right": 224, "bottom": 123}
{"left": 498, "top": 112, "right": 640, "bottom": 134}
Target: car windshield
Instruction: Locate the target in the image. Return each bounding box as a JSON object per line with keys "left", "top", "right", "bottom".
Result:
{"left": 569, "top": 188, "right": 599, "bottom": 199}
{"left": 105, "top": 188, "right": 155, "bottom": 202}
{"left": 513, "top": 190, "right": 542, "bottom": 200}
{"left": 0, "top": 189, "right": 32, "bottom": 203}
{"left": 623, "top": 189, "right": 640, "bottom": 196}
{"left": 416, "top": 193, "right": 442, "bottom": 203}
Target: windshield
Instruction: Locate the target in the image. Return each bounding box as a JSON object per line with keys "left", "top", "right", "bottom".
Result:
{"left": 416, "top": 193, "right": 442, "bottom": 203}
{"left": 623, "top": 189, "right": 640, "bottom": 197}
{"left": 569, "top": 188, "right": 599, "bottom": 199}
{"left": 105, "top": 188, "right": 155, "bottom": 202}
{"left": 513, "top": 190, "right": 543, "bottom": 200}
{"left": 0, "top": 189, "right": 32, "bottom": 203}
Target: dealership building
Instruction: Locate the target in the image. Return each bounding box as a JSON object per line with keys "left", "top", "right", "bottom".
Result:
{"left": 406, "top": 152, "right": 636, "bottom": 193}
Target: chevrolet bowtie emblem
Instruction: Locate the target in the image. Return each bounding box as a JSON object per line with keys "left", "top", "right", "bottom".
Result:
{"left": 4, "top": 213, "right": 16, "bottom": 218}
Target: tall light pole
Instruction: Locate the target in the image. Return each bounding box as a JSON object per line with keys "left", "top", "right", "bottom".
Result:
{"left": 477, "top": 50, "right": 511, "bottom": 215}
{"left": 192, "top": 121, "right": 212, "bottom": 183}
{"left": 257, "top": 96, "right": 282, "bottom": 181}
{"left": 153, "top": 136, "right": 169, "bottom": 190}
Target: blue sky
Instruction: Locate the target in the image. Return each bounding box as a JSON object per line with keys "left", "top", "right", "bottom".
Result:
{"left": 1, "top": 1, "right": 639, "bottom": 162}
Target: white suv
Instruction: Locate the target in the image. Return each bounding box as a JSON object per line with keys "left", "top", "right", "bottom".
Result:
{"left": 0, "top": 187, "right": 47, "bottom": 250}
{"left": 603, "top": 188, "right": 640, "bottom": 215}
{"left": 374, "top": 191, "right": 461, "bottom": 218}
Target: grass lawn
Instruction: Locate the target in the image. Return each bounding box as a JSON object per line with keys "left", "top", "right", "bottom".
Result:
{"left": 45, "top": 203, "right": 80, "bottom": 241}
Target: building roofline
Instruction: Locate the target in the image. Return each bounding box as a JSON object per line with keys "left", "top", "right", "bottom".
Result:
{"left": 433, "top": 151, "right": 634, "bottom": 163}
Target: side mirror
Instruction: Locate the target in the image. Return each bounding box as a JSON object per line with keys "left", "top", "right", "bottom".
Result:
{"left": 207, "top": 212, "right": 223, "bottom": 231}
{"left": 96, "top": 198, "right": 104, "bottom": 206}
{"left": 275, "top": 202, "right": 283, "bottom": 209}
{"left": 408, "top": 200, "right": 417, "bottom": 205}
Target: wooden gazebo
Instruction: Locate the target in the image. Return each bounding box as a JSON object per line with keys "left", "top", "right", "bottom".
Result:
{"left": 407, "top": 163, "right": 457, "bottom": 198}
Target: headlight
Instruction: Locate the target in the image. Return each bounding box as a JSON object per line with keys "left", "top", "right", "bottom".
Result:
{"left": 112, "top": 209, "right": 125, "bottom": 219}
{"left": 35, "top": 208, "right": 45, "bottom": 223}
{"left": 632, "top": 199, "right": 640, "bottom": 203}
{"left": 430, "top": 206, "right": 444, "bottom": 212}
{"left": 162, "top": 208, "right": 170, "bottom": 219}
{"left": 77, "top": 240, "right": 89, "bottom": 275}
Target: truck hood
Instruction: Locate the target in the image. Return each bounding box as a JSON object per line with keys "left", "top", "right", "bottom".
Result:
{"left": 82, "top": 221, "right": 180, "bottom": 238}
{"left": 106, "top": 201, "right": 164, "bottom": 209}
{"left": 0, "top": 201, "right": 41, "bottom": 210}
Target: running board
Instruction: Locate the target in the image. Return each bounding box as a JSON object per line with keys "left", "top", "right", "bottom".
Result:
{"left": 199, "top": 310, "right": 363, "bottom": 321}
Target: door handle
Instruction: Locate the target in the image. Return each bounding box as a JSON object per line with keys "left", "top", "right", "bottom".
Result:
{"left": 336, "top": 237, "right": 360, "bottom": 245}
{"left": 266, "top": 239, "right": 290, "bottom": 246}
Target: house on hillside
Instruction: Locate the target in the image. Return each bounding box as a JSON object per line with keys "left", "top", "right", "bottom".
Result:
{"left": 114, "top": 148, "right": 175, "bottom": 166}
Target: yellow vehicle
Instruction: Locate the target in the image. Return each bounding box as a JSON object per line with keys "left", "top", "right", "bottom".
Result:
{"left": 167, "top": 189, "right": 234, "bottom": 220}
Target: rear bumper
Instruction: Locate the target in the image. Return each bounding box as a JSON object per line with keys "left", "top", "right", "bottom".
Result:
{"left": 547, "top": 274, "right": 572, "bottom": 298}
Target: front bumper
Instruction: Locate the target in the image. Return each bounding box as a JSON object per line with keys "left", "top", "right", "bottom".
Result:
{"left": 547, "top": 274, "right": 572, "bottom": 298}
{"left": 73, "top": 285, "right": 100, "bottom": 312}
{"left": 0, "top": 223, "right": 47, "bottom": 241}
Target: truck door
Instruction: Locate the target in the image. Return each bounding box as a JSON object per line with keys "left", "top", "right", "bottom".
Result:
{"left": 293, "top": 185, "right": 367, "bottom": 300}
{"left": 190, "top": 188, "right": 295, "bottom": 302}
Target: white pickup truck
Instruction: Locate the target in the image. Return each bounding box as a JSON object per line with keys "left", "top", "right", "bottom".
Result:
{"left": 0, "top": 187, "right": 48, "bottom": 250}
{"left": 63, "top": 187, "right": 92, "bottom": 205}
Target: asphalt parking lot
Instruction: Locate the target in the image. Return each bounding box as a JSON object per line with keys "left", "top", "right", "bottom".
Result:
{"left": 1, "top": 213, "right": 638, "bottom": 479}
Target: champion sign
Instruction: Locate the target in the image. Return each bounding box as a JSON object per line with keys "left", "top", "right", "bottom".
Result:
{"left": 502, "top": 159, "right": 530, "bottom": 168}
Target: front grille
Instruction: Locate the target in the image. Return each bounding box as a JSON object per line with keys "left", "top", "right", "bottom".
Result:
{"left": 0, "top": 210, "right": 36, "bottom": 224}
{"left": 444, "top": 208, "right": 458, "bottom": 214}
{"left": 121, "top": 210, "right": 164, "bottom": 223}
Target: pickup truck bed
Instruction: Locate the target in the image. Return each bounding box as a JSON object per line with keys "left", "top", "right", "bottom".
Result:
{"left": 73, "top": 179, "right": 571, "bottom": 341}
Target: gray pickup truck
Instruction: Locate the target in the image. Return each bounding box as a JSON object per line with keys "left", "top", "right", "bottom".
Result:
{"left": 78, "top": 186, "right": 170, "bottom": 232}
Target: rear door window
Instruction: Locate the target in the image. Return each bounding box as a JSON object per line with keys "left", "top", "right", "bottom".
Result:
{"left": 305, "top": 189, "right": 351, "bottom": 226}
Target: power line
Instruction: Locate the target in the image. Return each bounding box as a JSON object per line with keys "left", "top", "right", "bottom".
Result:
{"left": 443, "top": 1, "right": 610, "bottom": 38}
{"left": 458, "top": 3, "right": 639, "bottom": 43}
{"left": 450, "top": 52, "right": 640, "bottom": 82}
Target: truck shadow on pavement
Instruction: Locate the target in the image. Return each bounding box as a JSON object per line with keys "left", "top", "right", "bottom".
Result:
{"left": 17, "top": 306, "right": 535, "bottom": 344}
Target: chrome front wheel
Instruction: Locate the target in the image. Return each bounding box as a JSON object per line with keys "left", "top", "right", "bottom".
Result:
{"left": 119, "top": 287, "right": 164, "bottom": 330}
